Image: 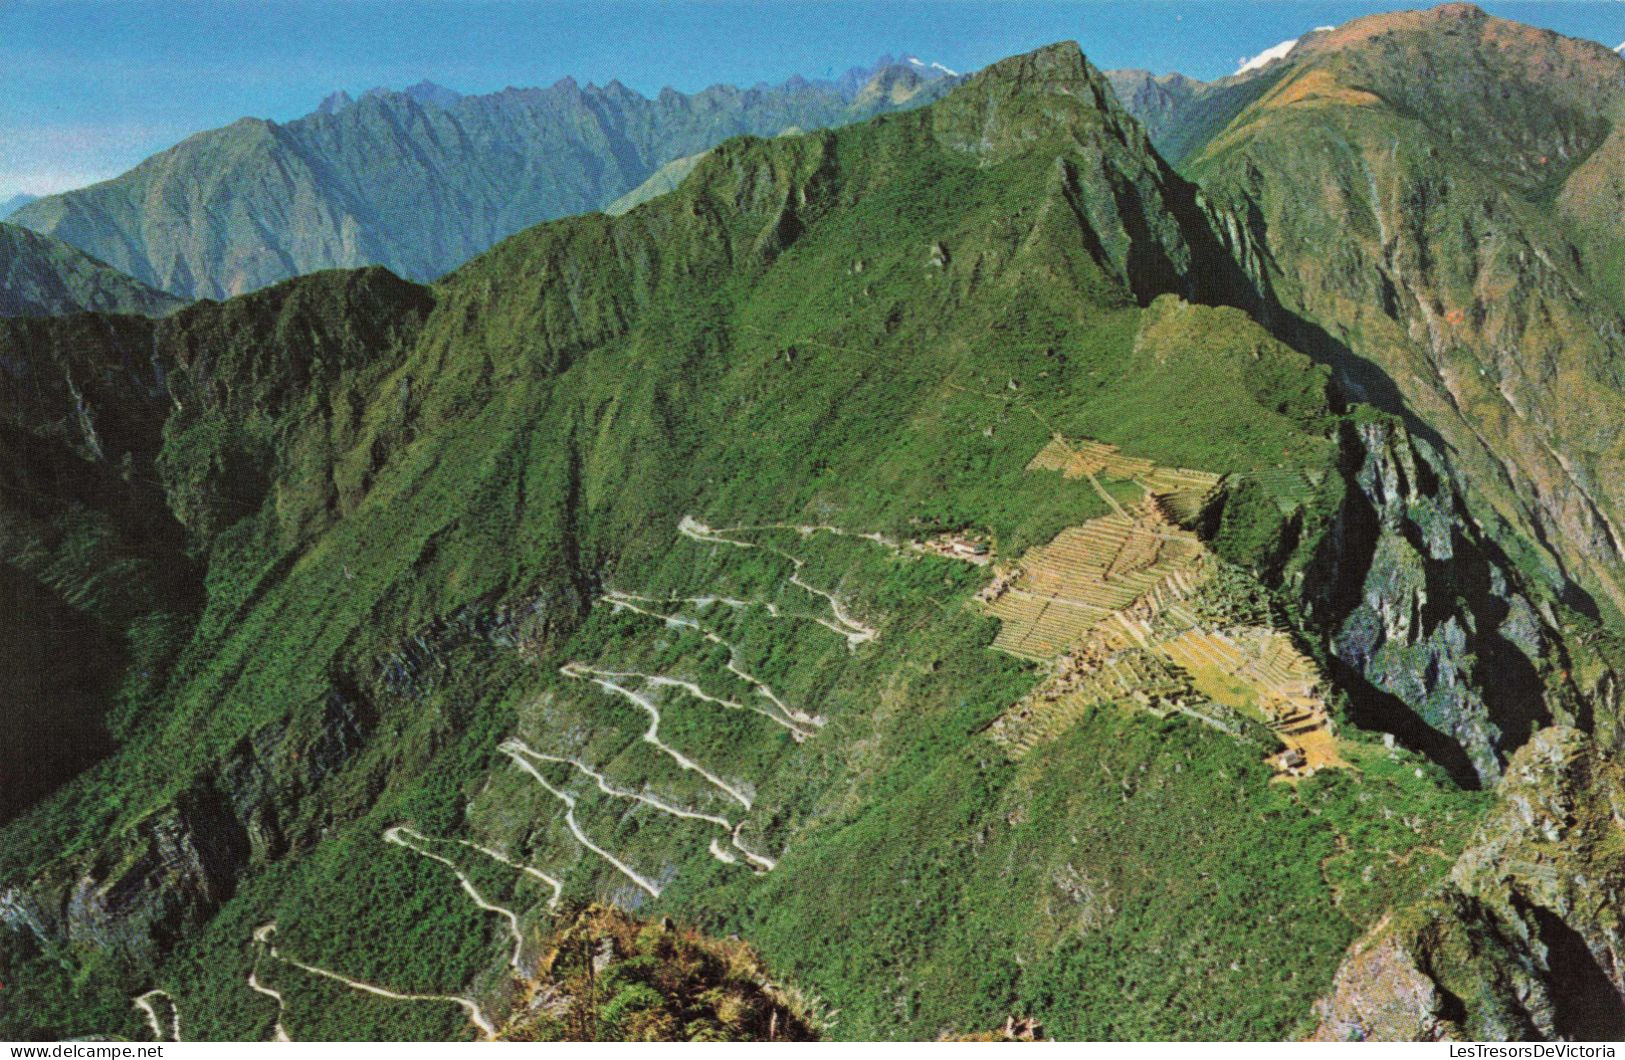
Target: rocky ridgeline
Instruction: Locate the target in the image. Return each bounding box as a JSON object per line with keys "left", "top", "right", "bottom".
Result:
{"left": 1, "top": 692, "right": 368, "bottom": 960}
{"left": 1300, "top": 416, "right": 1582, "bottom": 788}
{"left": 1313, "top": 726, "right": 1625, "bottom": 1040}
{"left": 9, "top": 63, "right": 959, "bottom": 301}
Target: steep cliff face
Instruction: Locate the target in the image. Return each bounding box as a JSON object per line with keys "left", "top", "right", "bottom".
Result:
{"left": 1312, "top": 726, "right": 1625, "bottom": 1041}
{"left": 0, "top": 269, "right": 446, "bottom": 945}
{"left": 1, "top": 689, "right": 370, "bottom": 961}
{"left": 0, "top": 316, "right": 200, "bottom": 822}
{"left": 1301, "top": 417, "right": 1577, "bottom": 786}
{"left": 1207, "top": 397, "right": 1586, "bottom": 790}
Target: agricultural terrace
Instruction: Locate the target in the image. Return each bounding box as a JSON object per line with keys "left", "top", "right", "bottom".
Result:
{"left": 984, "top": 437, "right": 1345, "bottom": 778}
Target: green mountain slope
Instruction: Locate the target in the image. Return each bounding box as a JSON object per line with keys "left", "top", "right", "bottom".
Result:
{"left": 1182, "top": 5, "right": 1625, "bottom": 630}
{"left": 1111, "top": 5, "right": 1625, "bottom": 1030}
{"left": 0, "top": 34, "right": 1619, "bottom": 1043}
{"left": 0, "top": 223, "right": 184, "bottom": 318}
{"left": 1, "top": 194, "right": 38, "bottom": 219}
{"left": 9, "top": 63, "right": 955, "bottom": 302}
{"left": 605, "top": 152, "right": 712, "bottom": 216}
{"left": 1105, "top": 68, "right": 1284, "bottom": 169}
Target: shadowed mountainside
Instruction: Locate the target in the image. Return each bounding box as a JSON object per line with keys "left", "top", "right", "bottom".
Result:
{"left": 0, "top": 223, "right": 184, "bottom": 318}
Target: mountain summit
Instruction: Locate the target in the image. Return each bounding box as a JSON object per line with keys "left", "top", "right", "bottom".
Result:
{"left": 0, "top": 194, "right": 38, "bottom": 219}
{"left": 1177, "top": 2, "right": 1625, "bottom": 620}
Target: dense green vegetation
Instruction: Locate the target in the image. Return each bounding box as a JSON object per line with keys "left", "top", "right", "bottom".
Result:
{"left": 0, "top": 223, "right": 183, "bottom": 318}
{"left": 0, "top": 36, "right": 1551, "bottom": 1043}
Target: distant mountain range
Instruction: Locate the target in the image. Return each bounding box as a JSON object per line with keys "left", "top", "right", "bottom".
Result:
{"left": 0, "top": 223, "right": 184, "bottom": 318}
{"left": 0, "top": 194, "right": 37, "bottom": 220}
{"left": 9, "top": 59, "right": 957, "bottom": 301}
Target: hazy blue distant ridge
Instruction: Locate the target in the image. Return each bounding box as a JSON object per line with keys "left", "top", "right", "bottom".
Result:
{"left": 10, "top": 59, "right": 956, "bottom": 300}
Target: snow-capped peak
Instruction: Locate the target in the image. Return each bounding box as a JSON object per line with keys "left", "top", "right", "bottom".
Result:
{"left": 902, "top": 56, "right": 958, "bottom": 77}
{"left": 1615, "top": 40, "right": 1625, "bottom": 55}
{"left": 1237, "top": 37, "right": 1299, "bottom": 74}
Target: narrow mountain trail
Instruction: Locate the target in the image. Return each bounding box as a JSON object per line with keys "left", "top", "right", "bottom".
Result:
{"left": 559, "top": 662, "right": 755, "bottom": 808}
{"left": 729, "top": 826, "right": 778, "bottom": 871}
{"left": 566, "top": 649, "right": 816, "bottom": 738}
{"left": 253, "top": 923, "right": 496, "bottom": 1040}
{"left": 497, "top": 739, "right": 665, "bottom": 898}
{"left": 132, "top": 989, "right": 181, "bottom": 1043}
{"left": 247, "top": 941, "right": 293, "bottom": 1042}
{"left": 607, "top": 585, "right": 856, "bottom": 642}
{"left": 601, "top": 590, "right": 825, "bottom": 732}
{"left": 1081, "top": 468, "right": 1129, "bottom": 518}
{"left": 943, "top": 379, "right": 1060, "bottom": 439}
{"left": 607, "top": 591, "right": 754, "bottom": 610}
{"left": 710, "top": 520, "right": 910, "bottom": 555}
{"left": 505, "top": 738, "right": 775, "bottom": 872}
{"left": 383, "top": 826, "right": 528, "bottom": 971}
{"left": 450, "top": 838, "right": 564, "bottom": 912}
{"left": 506, "top": 739, "right": 732, "bottom": 829}
{"left": 678, "top": 516, "right": 879, "bottom": 649}
{"left": 243, "top": 825, "right": 563, "bottom": 1041}
{"left": 1318, "top": 833, "right": 1359, "bottom": 929}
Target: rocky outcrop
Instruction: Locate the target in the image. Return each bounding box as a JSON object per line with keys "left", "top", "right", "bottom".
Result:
{"left": 377, "top": 588, "right": 586, "bottom": 702}
{"left": 497, "top": 904, "right": 818, "bottom": 1041}
{"left": 0, "top": 565, "right": 588, "bottom": 965}
{"left": 1311, "top": 726, "right": 1625, "bottom": 1041}
{"left": 1300, "top": 415, "right": 1571, "bottom": 786}
{"left": 1, "top": 691, "right": 369, "bottom": 962}
{"left": 1309, "top": 916, "right": 1457, "bottom": 1041}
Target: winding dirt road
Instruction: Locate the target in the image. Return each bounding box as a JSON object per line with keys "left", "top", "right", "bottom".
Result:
{"left": 559, "top": 663, "right": 754, "bottom": 808}
{"left": 254, "top": 922, "right": 496, "bottom": 1040}
{"left": 132, "top": 990, "right": 181, "bottom": 1043}
{"left": 506, "top": 740, "right": 732, "bottom": 829}
{"left": 505, "top": 738, "right": 775, "bottom": 872}
{"left": 384, "top": 826, "right": 528, "bottom": 971}
{"left": 601, "top": 591, "right": 825, "bottom": 732}
{"left": 451, "top": 838, "right": 563, "bottom": 912}
{"left": 570, "top": 648, "right": 816, "bottom": 739}
{"left": 247, "top": 934, "right": 293, "bottom": 1042}
{"left": 678, "top": 516, "right": 879, "bottom": 649}
{"left": 498, "top": 739, "right": 664, "bottom": 898}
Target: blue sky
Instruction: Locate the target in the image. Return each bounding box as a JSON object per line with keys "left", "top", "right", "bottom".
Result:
{"left": 3, "top": 0, "right": 1623, "bottom": 199}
